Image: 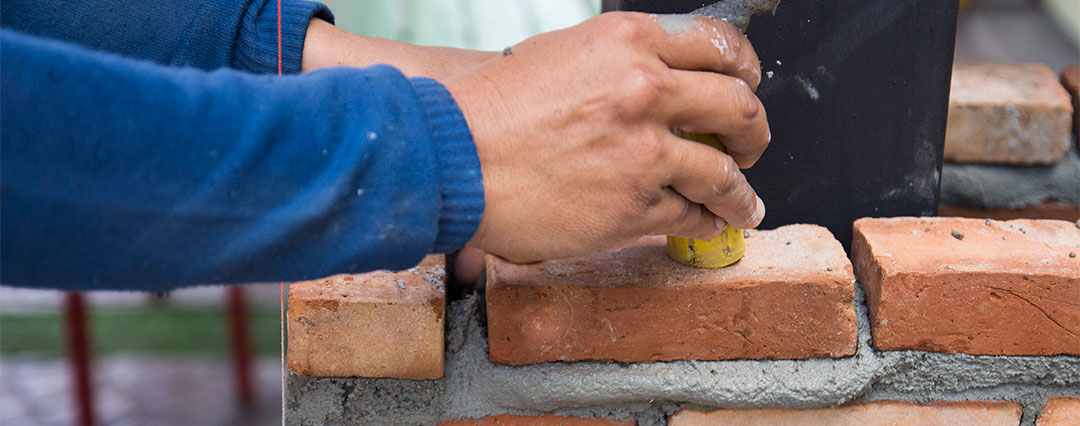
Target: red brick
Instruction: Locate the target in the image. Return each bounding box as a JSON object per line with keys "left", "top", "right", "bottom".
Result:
{"left": 1061, "top": 65, "right": 1079, "bottom": 137}
{"left": 441, "top": 414, "right": 634, "bottom": 425}
{"left": 938, "top": 202, "right": 1080, "bottom": 222}
{"left": 486, "top": 225, "right": 857, "bottom": 366}
{"left": 946, "top": 63, "right": 1073, "bottom": 165}
{"left": 1038, "top": 397, "right": 1080, "bottom": 426}
{"left": 669, "top": 401, "right": 1022, "bottom": 426}
{"left": 287, "top": 255, "right": 446, "bottom": 379}
{"left": 852, "top": 217, "right": 1080, "bottom": 355}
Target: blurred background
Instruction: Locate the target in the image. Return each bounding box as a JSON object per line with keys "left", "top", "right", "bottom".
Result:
{"left": 1, "top": 0, "right": 1076, "bottom": 425}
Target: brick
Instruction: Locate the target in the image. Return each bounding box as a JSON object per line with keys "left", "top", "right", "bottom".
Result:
{"left": 852, "top": 217, "right": 1080, "bottom": 355}
{"left": 1061, "top": 65, "right": 1079, "bottom": 137}
{"left": 945, "top": 62, "right": 1073, "bottom": 165}
{"left": 441, "top": 414, "right": 634, "bottom": 425}
{"left": 938, "top": 201, "right": 1080, "bottom": 222}
{"left": 1038, "top": 397, "right": 1080, "bottom": 426}
{"left": 287, "top": 255, "right": 446, "bottom": 379}
{"left": 486, "top": 224, "right": 857, "bottom": 366}
{"left": 669, "top": 401, "right": 1022, "bottom": 426}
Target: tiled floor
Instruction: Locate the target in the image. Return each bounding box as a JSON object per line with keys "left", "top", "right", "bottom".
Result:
{"left": 0, "top": 355, "right": 283, "bottom": 426}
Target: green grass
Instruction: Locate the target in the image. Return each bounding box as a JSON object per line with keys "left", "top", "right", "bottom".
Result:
{"left": 0, "top": 306, "right": 283, "bottom": 356}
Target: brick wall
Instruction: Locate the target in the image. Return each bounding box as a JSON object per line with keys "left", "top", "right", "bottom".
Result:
{"left": 284, "top": 60, "right": 1080, "bottom": 425}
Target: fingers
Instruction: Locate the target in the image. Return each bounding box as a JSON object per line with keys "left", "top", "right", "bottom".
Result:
{"left": 648, "top": 14, "right": 761, "bottom": 89}
{"left": 644, "top": 187, "right": 726, "bottom": 240}
{"left": 663, "top": 134, "right": 766, "bottom": 229}
{"left": 660, "top": 70, "right": 770, "bottom": 168}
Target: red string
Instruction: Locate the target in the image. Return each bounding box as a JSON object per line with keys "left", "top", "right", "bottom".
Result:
{"left": 277, "top": 2, "right": 284, "bottom": 422}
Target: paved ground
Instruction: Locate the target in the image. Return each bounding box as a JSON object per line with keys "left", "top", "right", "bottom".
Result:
{"left": 0, "top": 355, "right": 283, "bottom": 426}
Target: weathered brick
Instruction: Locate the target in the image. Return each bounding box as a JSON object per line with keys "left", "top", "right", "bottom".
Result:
{"left": 852, "top": 217, "right": 1080, "bottom": 355}
{"left": 1038, "top": 397, "right": 1080, "bottom": 425}
{"left": 937, "top": 201, "right": 1080, "bottom": 222}
{"left": 1061, "top": 65, "right": 1079, "bottom": 136}
{"left": 669, "top": 401, "right": 1022, "bottom": 426}
{"left": 441, "top": 414, "right": 634, "bottom": 425}
{"left": 287, "top": 255, "right": 446, "bottom": 379}
{"left": 945, "top": 63, "right": 1073, "bottom": 165}
{"left": 486, "top": 225, "right": 857, "bottom": 366}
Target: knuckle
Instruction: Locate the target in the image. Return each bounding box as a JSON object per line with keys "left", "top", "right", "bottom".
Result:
{"left": 730, "top": 82, "right": 763, "bottom": 123}
{"left": 602, "top": 12, "right": 650, "bottom": 42}
{"left": 611, "top": 65, "right": 667, "bottom": 115}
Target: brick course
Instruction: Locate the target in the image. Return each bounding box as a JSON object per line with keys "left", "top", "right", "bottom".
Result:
{"left": 945, "top": 63, "right": 1073, "bottom": 165}
{"left": 1038, "top": 397, "right": 1080, "bottom": 426}
{"left": 669, "top": 401, "right": 1022, "bottom": 426}
{"left": 486, "top": 224, "right": 857, "bottom": 366}
{"left": 287, "top": 255, "right": 446, "bottom": 379}
{"left": 852, "top": 217, "right": 1080, "bottom": 355}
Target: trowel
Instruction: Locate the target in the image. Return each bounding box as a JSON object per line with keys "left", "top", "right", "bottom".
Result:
{"left": 664, "top": 0, "right": 780, "bottom": 268}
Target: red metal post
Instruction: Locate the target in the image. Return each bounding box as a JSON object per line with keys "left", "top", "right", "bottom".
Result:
{"left": 63, "top": 292, "right": 94, "bottom": 426}
{"left": 227, "top": 285, "right": 255, "bottom": 405}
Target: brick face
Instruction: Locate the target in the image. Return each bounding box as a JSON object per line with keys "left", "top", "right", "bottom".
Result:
{"left": 937, "top": 202, "right": 1080, "bottom": 222}
{"left": 287, "top": 255, "right": 446, "bottom": 379}
{"left": 852, "top": 217, "right": 1080, "bottom": 355}
{"left": 1038, "top": 397, "right": 1080, "bottom": 426}
{"left": 1061, "top": 65, "right": 1079, "bottom": 137}
{"left": 441, "top": 415, "right": 635, "bottom": 425}
{"left": 486, "top": 225, "right": 857, "bottom": 366}
{"left": 669, "top": 401, "right": 1022, "bottom": 426}
{"left": 945, "top": 62, "right": 1073, "bottom": 165}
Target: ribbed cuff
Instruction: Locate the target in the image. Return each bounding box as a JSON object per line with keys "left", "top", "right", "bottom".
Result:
{"left": 410, "top": 77, "right": 485, "bottom": 253}
{"left": 232, "top": 0, "right": 334, "bottom": 74}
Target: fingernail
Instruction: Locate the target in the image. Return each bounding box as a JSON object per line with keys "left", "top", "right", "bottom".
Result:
{"left": 753, "top": 196, "right": 766, "bottom": 226}
{"left": 715, "top": 217, "right": 728, "bottom": 231}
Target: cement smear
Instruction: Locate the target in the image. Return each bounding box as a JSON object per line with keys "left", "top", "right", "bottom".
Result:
{"left": 287, "top": 288, "right": 1080, "bottom": 426}
{"left": 940, "top": 140, "right": 1080, "bottom": 208}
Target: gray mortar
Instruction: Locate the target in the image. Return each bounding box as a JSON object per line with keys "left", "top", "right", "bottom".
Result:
{"left": 939, "top": 139, "right": 1080, "bottom": 209}
{"left": 287, "top": 286, "right": 1080, "bottom": 426}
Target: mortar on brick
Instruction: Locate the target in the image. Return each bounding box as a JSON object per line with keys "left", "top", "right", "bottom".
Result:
{"left": 940, "top": 141, "right": 1080, "bottom": 209}
{"left": 287, "top": 285, "right": 1080, "bottom": 426}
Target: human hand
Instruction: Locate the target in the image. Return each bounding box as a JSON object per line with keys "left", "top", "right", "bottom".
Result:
{"left": 445, "top": 12, "right": 770, "bottom": 263}
{"left": 301, "top": 18, "right": 496, "bottom": 78}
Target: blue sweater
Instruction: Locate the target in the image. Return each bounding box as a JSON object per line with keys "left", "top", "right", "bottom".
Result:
{"left": 0, "top": 0, "right": 484, "bottom": 290}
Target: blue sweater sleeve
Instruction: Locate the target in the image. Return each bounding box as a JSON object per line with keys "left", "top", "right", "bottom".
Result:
{"left": 0, "top": 0, "right": 331, "bottom": 74}
{"left": 0, "top": 30, "right": 484, "bottom": 290}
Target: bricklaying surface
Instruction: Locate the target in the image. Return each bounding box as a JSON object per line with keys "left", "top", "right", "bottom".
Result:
{"left": 945, "top": 62, "right": 1073, "bottom": 165}
{"left": 486, "top": 226, "right": 857, "bottom": 365}
{"left": 852, "top": 217, "right": 1080, "bottom": 355}
{"left": 286, "top": 287, "right": 1080, "bottom": 425}
{"left": 939, "top": 142, "right": 1080, "bottom": 210}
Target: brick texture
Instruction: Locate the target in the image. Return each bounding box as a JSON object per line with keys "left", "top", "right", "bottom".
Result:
{"left": 937, "top": 201, "right": 1080, "bottom": 222}
{"left": 1062, "top": 65, "right": 1079, "bottom": 137}
{"left": 1038, "top": 397, "right": 1080, "bottom": 426}
{"left": 441, "top": 415, "right": 634, "bottom": 425}
{"left": 945, "top": 62, "right": 1073, "bottom": 165}
{"left": 486, "top": 224, "right": 857, "bottom": 366}
{"left": 287, "top": 255, "right": 446, "bottom": 379}
{"left": 669, "top": 401, "right": 1022, "bottom": 426}
{"left": 852, "top": 217, "right": 1080, "bottom": 355}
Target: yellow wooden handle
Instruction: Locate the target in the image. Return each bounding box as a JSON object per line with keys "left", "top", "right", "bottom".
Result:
{"left": 667, "top": 132, "right": 746, "bottom": 268}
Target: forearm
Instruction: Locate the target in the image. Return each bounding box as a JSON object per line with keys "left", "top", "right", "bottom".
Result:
{"left": 0, "top": 31, "right": 483, "bottom": 290}
{"left": 301, "top": 18, "right": 496, "bottom": 78}
{"left": 0, "top": 0, "right": 331, "bottom": 74}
